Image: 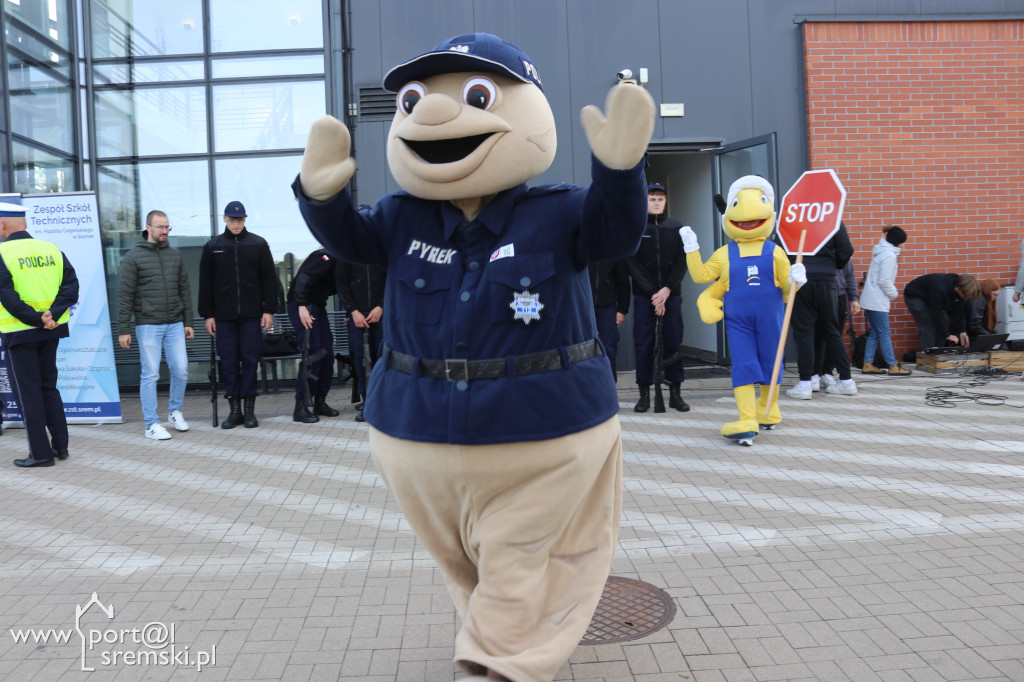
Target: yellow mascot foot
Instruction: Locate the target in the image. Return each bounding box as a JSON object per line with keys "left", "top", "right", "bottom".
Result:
{"left": 722, "top": 420, "right": 759, "bottom": 446}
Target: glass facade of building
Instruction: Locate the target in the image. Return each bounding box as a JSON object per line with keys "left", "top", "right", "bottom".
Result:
{"left": 1, "top": 0, "right": 338, "bottom": 384}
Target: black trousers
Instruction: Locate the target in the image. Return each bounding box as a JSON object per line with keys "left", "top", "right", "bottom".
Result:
{"left": 348, "top": 318, "right": 383, "bottom": 400}
{"left": 7, "top": 338, "right": 68, "bottom": 460}
{"left": 904, "top": 295, "right": 948, "bottom": 351}
{"left": 216, "top": 318, "right": 261, "bottom": 398}
{"left": 632, "top": 294, "right": 685, "bottom": 385}
{"left": 815, "top": 294, "right": 849, "bottom": 375}
{"left": 594, "top": 303, "right": 620, "bottom": 382}
{"left": 791, "top": 279, "right": 851, "bottom": 381}
{"left": 288, "top": 301, "right": 335, "bottom": 399}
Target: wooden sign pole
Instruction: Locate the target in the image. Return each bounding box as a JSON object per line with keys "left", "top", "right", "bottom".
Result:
{"left": 765, "top": 229, "right": 806, "bottom": 407}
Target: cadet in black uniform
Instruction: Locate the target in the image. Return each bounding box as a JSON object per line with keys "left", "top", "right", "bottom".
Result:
{"left": 198, "top": 201, "right": 277, "bottom": 428}
{"left": 287, "top": 248, "right": 342, "bottom": 423}
{"left": 589, "top": 259, "right": 630, "bottom": 381}
{"left": 627, "top": 183, "right": 690, "bottom": 413}
{"left": 335, "top": 261, "right": 386, "bottom": 421}
{"left": 0, "top": 203, "right": 79, "bottom": 467}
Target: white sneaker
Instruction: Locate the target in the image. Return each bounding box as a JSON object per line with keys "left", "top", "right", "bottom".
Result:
{"left": 826, "top": 379, "right": 858, "bottom": 396}
{"left": 145, "top": 424, "right": 172, "bottom": 440}
{"left": 785, "top": 385, "right": 812, "bottom": 400}
{"left": 169, "top": 410, "right": 189, "bottom": 432}
{"left": 819, "top": 374, "right": 837, "bottom": 390}
{"left": 810, "top": 375, "right": 821, "bottom": 392}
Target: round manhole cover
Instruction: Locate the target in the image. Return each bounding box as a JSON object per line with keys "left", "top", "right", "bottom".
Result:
{"left": 580, "top": 576, "right": 676, "bottom": 645}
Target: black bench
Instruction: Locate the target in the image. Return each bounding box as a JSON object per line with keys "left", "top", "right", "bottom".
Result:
{"left": 112, "top": 313, "right": 354, "bottom": 394}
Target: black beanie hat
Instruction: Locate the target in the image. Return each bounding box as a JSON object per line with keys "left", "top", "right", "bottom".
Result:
{"left": 884, "top": 225, "right": 907, "bottom": 246}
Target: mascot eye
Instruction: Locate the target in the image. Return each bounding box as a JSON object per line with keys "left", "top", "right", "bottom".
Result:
{"left": 463, "top": 77, "right": 497, "bottom": 110}
{"left": 397, "top": 83, "right": 425, "bottom": 114}
{"left": 760, "top": 195, "right": 769, "bottom": 204}
{"left": 731, "top": 198, "right": 739, "bottom": 208}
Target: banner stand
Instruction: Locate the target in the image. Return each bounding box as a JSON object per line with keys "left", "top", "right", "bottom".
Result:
{"left": 0, "top": 192, "right": 123, "bottom": 426}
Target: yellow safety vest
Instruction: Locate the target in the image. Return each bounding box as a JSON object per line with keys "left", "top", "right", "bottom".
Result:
{"left": 0, "top": 238, "right": 69, "bottom": 333}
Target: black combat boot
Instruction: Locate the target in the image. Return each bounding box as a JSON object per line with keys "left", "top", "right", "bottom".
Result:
{"left": 634, "top": 385, "right": 651, "bottom": 413}
{"left": 243, "top": 397, "right": 259, "bottom": 428}
{"left": 313, "top": 395, "right": 340, "bottom": 417}
{"left": 293, "top": 398, "right": 319, "bottom": 423}
{"left": 669, "top": 383, "right": 690, "bottom": 412}
{"left": 221, "top": 397, "right": 243, "bottom": 429}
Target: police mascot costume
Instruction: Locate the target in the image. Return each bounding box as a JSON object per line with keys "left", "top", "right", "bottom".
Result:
{"left": 292, "top": 33, "right": 654, "bottom": 681}
{"left": 679, "top": 176, "right": 806, "bottom": 446}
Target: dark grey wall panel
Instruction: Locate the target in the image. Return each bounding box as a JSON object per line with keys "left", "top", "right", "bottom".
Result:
{"left": 344, "top": 0, "right": 1024, "bottom": 204}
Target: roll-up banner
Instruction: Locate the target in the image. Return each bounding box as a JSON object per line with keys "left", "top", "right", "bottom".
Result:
{"left": 0, "top": 192, "right": 123, "bottom": 425}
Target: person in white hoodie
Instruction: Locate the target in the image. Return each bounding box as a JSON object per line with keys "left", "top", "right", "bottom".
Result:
{"left": 859, "top": 225, "right": 911, "bottom": 375}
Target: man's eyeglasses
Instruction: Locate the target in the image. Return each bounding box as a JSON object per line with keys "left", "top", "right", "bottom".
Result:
{"left": 148, "top": 225, "right": 172, "bottom": 232}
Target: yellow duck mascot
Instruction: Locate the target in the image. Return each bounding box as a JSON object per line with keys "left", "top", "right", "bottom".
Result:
{"left": 679, "top": 175, "right": 806, "bottom": 445}
{"left": 292, "top": 33, "right": 654, "bottom": 682}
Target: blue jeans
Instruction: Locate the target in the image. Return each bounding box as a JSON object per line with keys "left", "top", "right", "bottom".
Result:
{"left": 864, "top": 309, "right": 898, "bottom": 367}
{"left": 136, "top": 323, "right": 188, "bottom": 427}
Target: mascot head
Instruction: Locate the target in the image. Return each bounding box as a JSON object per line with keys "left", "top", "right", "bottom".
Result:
{"left": 723, "top": 175, "right": 776, "bottom": 243}
{"left": 382, "top": 33, "right": 557, "bottom": 201}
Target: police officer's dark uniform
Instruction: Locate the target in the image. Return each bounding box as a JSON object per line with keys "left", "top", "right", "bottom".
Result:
{"left": 198, "top": 201, "right": 277, "bottom": 428}
{"left": 335, "top": 260, "right": 386, "bottom": 421}
{"left": 627, "top": 184, "right": 689, "bottom": 412}
{"left": 588, "top": 259, "right": 630, "bottom": 381}
{"left": 0, "top": 203, "right": 79, "bottom": 467}
{"left": 286, "top": 248, "right": 342, "bottom": 423}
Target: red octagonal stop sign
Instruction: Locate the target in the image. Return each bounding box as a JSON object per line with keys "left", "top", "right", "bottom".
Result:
{"left": 777, "top": 169, "right": 847, "bottom": 256}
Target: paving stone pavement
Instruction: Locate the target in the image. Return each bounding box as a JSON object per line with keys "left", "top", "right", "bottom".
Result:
{"left": 1, "top": 364, "right": 1023, "bottom": 681}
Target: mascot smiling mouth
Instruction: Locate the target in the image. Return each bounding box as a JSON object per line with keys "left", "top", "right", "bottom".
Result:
{"left": 731, "top": 219, "right": 767, "bottom": 230}
{"left": 402, "top": 133, "right": 495, "bottom": 164}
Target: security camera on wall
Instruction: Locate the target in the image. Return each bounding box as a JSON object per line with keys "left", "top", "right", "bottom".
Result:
{"left": 616, "top": 68, "right": 633, "bottom": 81}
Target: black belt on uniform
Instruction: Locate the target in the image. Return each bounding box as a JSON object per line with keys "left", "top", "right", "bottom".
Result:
{"left": 385, "top": 339, "right": 601, "bottom": 382}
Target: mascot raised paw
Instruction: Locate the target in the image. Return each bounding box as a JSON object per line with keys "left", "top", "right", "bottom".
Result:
{"left": 293, "top": 33, "right": 654, "bottom": 682}
{"left": 681, "top": 175, "right": 803, "bottom": 446}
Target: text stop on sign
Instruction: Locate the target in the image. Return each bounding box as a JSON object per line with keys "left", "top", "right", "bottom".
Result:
{"left": 776, "top": 169, "right": 847, "bottom": 256}
{"left": 784, "top": 201, "right": 836, "bottom": 224}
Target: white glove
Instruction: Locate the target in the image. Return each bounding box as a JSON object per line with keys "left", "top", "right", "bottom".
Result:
{"left": 789, "top": 263, "right": 807, "bottom": 287}
{"left": 679, "top": 226, "right": 699, "bottom": 253}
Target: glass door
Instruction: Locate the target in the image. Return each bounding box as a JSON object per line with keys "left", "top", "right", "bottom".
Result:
{"left": 710, "top": 133, "right": 778, "bottom": 364}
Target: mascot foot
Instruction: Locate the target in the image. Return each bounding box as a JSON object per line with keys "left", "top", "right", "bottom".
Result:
{"left": 759, "top": 423, "right": 777, "bottom": 431}
{"left": 722, "top": 420, "right": 758, "bottom": 445}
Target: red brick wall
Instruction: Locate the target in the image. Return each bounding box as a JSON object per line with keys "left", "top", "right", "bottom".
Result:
{"left": 802, "top": 20, "right": 1024, "bottom": 356}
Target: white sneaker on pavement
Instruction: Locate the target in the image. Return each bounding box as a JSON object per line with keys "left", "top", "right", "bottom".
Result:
{"left": 810, "top": 375, "right": 821, "bottom": 392}
{"left": 169, "top": 410, "right": 189, "bottom": 432}
{"left": 820, "top": 374, "right": 837, "bottom": 390}
{"left": 785, "top": 384, "right": 812, "bottom": 400}
{"left": 145, "top": 423, "right": 172, "bottom": 440}
{"left": 826, "top": 379, "right": 858, "bottom": 396}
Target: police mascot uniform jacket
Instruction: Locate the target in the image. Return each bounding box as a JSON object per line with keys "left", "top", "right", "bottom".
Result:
{"left": 291, "top": 33, "right": 654, "bottom": 682}
{"left": 679, "top": 176, "right": 806, "bottom": 445}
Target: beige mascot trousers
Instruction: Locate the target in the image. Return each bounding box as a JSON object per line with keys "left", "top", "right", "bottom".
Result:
{"left": 370, "top": 416, "right": 622, "bottom": 682}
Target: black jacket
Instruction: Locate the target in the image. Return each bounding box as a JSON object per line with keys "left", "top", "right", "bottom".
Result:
{"left": 783, "top": 222, "right": 854, "bottom": 281}
{"left": 589, "top": 260, "right": 630, "bottom": 313}
{"left": 287, "top": 249, "right": 338, "bottom": 308}
{"left": 904, "top": 273, "right": 972, "bottom": 336}
{"left": 198, "top": 228, "right": 277, "bottom": 320}
{"left": 336, "top": 261, "right": 386, "bottom": 314}
{"left": 627, "top": 214, "right": 687, "bottom": 297}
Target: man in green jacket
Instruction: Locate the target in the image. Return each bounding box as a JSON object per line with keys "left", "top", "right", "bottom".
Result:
{"left": 118, "top": 210, "right": 194, "bottom": 440}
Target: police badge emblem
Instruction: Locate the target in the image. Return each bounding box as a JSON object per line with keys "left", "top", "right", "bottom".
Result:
{"left": 510, "top": 290, "right": 544, "bottom": 324}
